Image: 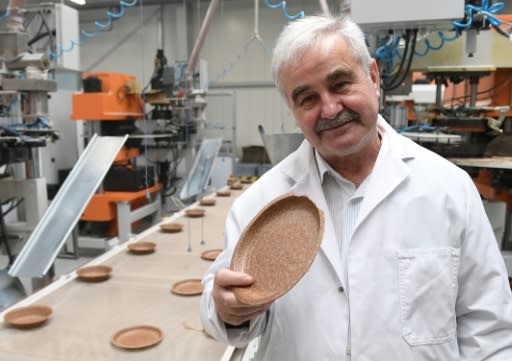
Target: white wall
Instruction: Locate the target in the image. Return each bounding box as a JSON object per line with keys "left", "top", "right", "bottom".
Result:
{"left": 79, "top": 4, "right": 179, "bottom": 88}
{"left": 77, "top": 1, "right": 333, "bottom": 158}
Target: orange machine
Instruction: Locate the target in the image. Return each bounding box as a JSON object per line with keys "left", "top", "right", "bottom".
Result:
{"left": 72, "top": 72, "right": 161, "bottom": 236}
{"left": 72, "top": 72, "right": 144, "bottom": 121}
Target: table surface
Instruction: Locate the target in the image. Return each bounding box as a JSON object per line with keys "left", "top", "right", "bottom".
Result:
{"left": 449, "top": 157, "right": 512, "bottom": 169}
{"left": 0, "top": 186, "right": 249, "bottom": 361}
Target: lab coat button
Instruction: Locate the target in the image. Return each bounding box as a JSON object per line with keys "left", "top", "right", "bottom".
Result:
{"left": 338, "top": 286, "right": 344, "bottom": 292}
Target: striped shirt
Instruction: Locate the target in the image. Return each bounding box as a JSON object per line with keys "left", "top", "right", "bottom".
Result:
{"left": 314, "top": 150, "right": 372, "bottom": 287}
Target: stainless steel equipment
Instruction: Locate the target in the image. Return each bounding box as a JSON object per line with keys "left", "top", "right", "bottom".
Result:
{"left": 258, "top": 125, "right": 304, "bottom": 166}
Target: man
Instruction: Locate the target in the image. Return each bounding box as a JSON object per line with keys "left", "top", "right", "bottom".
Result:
{"left": 200, "top": 15, "right": 512, "bottom": 360}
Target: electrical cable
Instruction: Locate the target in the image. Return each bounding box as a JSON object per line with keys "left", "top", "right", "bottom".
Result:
{"left": 263, "top": 0, "right": 304, "bottom": 21}
{"left": 37, "top": 10, "right": 55, "bottom": 55}
{"left": 381, "top": 31, "right": 411, "bottom": 90}
{"left": 28, "top": 30, "right": 56, "bottom": 47}
{"left": 452, "top": 0, "right": 504, "bottom": 32}
{"left": 443, "top": 76, "right": 512, "bottom": 107}
{"left": 136, "top": 0, "right": 152, "bottom": 203}
{"left": 382, "top": 30, "right": 418, "bottom": 92}
{"left": 49, "top": 0, "right": 138, "bottom": 60}
{"left": 492, "top": 23, "right": 510, "bottom": 39}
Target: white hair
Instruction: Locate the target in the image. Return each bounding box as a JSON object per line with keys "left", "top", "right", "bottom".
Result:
{"left": 271, "top": 15, "right": 372, "bottom": 95}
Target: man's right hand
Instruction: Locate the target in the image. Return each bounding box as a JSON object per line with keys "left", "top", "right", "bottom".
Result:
{"left": 213, "top": 268, "right": 271, "bottom": 326}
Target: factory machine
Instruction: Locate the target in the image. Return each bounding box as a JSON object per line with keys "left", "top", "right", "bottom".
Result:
{"left": 0, "top": 2, "right": 58, "bottom": 267}
{"left": 143, "top": 50, "right": 209, "bottom": 199}
{"left": 70, "top": 42, "right": 209, "bottom": 242}
{"left": 71, "top": 72, "right": 162, "bottom": 239}
{"left": 353, "top": 0, "right": 512, "bottom": 252}
{"left": 0, "top": 0, "right": 75, "bottom": 306}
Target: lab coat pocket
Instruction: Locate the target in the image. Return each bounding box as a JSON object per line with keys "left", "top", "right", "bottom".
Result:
{"left": 397, "top": 247, "right": 459, "bottom": 346}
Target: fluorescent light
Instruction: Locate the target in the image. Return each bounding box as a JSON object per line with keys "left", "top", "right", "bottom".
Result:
{"left": 69, "top": 0, "right": 86, "bottom": 5}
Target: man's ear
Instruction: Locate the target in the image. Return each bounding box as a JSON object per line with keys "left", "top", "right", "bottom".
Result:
{"left": 369, "top": 59, "right": 381, "bottom": 97}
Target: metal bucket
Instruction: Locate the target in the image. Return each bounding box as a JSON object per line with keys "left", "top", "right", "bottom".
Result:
{"left": 258, "top": 125, "right": 304, "bottom": 166}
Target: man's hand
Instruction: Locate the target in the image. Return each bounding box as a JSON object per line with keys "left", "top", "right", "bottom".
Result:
{"left": 213, "top": 268, "right": 271, "bottom": 326}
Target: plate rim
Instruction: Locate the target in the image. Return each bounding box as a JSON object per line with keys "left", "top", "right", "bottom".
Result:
{"left": 200, "top": 248, "right": 223, "bottom": 261}
{"left": 230, "top": 193, "right": 324, "bottom": 305}
{"left": 128, "top": 241, "right": 156, "bottom": 254}
{"left": 199, "top": 198, "right": 216, "bottom": 206}
{"left": 111, "top": 324, "right": 163, "bottom": 350}
{"left": 76, "top": 264, "right": 112, "bottom": 281}
{"left": 185, "top": 208, "right": 205, "bottom": 218}
{"left": 4, "top": 304, "right": 53, "bottom": 329}
{"left": 170, "top": 278, "right": 203, "bottom": 296}
{"left": 216, "top": 190, "right": 231, "bottom": 197}
{"left": 159, "top": 222, "right": 184, "bottom": 233}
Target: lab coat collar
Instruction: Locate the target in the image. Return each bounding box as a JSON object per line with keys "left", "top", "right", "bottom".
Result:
{"left": 280, "top": 115, "right": 414, "bottom": 287}
{"left": 354, "top": 116, "right": 412, "bottom": 231}
{"left": 286, "top": 140, "right": 345, "bottom": 286}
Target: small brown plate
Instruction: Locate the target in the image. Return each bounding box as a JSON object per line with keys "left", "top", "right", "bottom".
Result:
{"left": 185, "top": 208, "right": 205, "bottom": 218}
{"left": 128, "top": 241, "right": 156, "bottom": 255}
{"left": 160, "top": 223, "right": 183, "bottom": 233}
{"left": 231, "top": 194, "right": 324, "bottom": 305}
{"left": 171, "top": 278, "right": 203, "bottom": 296}
{"left": 77, "top": 265, "right": 112, "bottom": 282}
{"left": 216, "top": 190, "right": 231, "bottom": 197}
{"left": 111, "top": 325, "right": 163, "bottom": 350}
{"left": 4, "top": 304, "right": 53, "bottom": 329}
{"left": 230, "top": 183, "right": 243, "bottom": 190}
{"left": 199, "top": 198, "right": 216, "bottom": 206}
{"left": 201, "top": 249, "right": 222, "bottom": 261}
{"left": 240, "top": 178, "right": 253, "bottom": 184}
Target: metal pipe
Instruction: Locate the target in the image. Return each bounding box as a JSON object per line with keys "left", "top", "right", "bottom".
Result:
{"left": 185, "top": 0, "right": 220, "bottom": 78}
{"left": 254, "top": 0, "right": 259, "bottom": 36}
{"left": 339, "top": 0, "right": 351, "bottom": 14}
{"left": 5, "top": 53, "right": 49, "bottom": 71}
{"left": 469, "top": 76, "right": 479, "bottom": 107}
{"left": 157, "top": 4, "right": 164, "bottom": 50}
{"left": 318, "top": 0, "right": 330, "bottom": 16}
{"left": 435, "top": 77, "right": 443, "bottom": 108}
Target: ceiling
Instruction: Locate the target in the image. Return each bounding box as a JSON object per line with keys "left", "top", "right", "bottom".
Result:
{"left": 29, "top": 0, "right": 241, "bottom": 11}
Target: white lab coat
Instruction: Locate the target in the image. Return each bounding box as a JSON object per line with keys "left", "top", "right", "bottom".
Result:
{"left": 200, "top": 116, "right": 512, "bottom": 361}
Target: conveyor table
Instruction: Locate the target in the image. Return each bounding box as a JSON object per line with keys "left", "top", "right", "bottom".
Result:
{"left": 0, "top": 186, "right": 248, "bottom": 361}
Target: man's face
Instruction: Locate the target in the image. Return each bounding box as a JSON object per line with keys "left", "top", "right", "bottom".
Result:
{"left": 280, "top": 32, "right": 381, "bottom": 161}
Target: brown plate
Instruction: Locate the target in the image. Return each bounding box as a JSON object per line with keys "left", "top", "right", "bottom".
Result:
{"left": 230, "top": 183, "right": 243, "bottom": 190}
{"left": 201, "top": 248, "right": 222, "bottom": 261}
{"left": 216, "top": 190, "right": 231, "bottom": 197}
{"left": 160, "top": 223, "right": 184, "bottom": 233}
{"left": 111, "top": 325, "right": 163, "bottom": 350}
{"left": 240, "top": 178, "right": 253, "bottom": 184}
{"left": 185, "top": 208, "right": 205, "bottom": 218}
{"left": 199, "top": 198, "right": 216, "bottom": 206}
{"left": 4, "top": 304, "right": 53, "bottom": 329}
{"left": 128, "top": 241, "right": 156, "bottom": 255}
{"left": 77, "top": 265, "right": 112, "bottom": 282}
{"left": 230, "top": 193, "right": 324, "bottom": 305}
{"left": 171, "top": 278, "right": 203, "bottom": 296}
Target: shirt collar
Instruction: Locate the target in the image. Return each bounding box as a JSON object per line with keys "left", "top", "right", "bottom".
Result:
{"left": 313, "top": 129, "right": 383, "bottom": 200}
{"left": 314, "top": 149, "right": 356, "bottom": 189}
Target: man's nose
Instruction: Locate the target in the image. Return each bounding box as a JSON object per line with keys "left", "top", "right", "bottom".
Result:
{"left": 320, "top": 94, "right": 342, "bottom": 119}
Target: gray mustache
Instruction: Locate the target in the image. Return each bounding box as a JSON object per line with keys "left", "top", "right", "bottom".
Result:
{"left": 315, "top": 110, "right": 360, "bottom": 134}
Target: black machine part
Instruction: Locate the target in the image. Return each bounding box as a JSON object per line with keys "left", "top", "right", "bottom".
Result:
{"left": 103, "top": 166, "right": 155, "bottom": 192}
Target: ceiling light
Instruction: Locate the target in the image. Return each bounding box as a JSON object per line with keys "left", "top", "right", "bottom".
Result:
{"left": 69, "top": 0, "right": 86, "bottom": 5}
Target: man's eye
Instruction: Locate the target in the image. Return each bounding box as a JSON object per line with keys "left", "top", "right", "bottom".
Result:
{"left": 334, "top": 82, "right": 348, "bottom": 91}
{"left": 300, "top": 95, "right": 316, "bottom": 106}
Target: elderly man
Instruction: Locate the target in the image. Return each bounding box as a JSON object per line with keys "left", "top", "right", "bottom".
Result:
{"left": 200, "top": 15, "right": 512, "bottom": 360}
